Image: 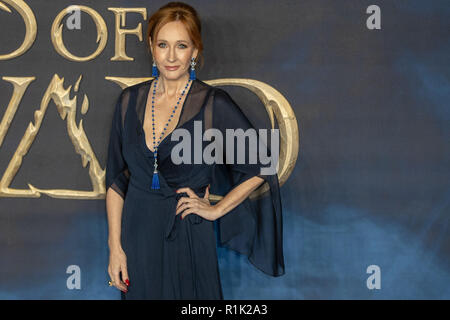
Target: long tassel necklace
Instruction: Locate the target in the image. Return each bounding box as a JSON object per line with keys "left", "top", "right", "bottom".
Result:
{"left": 150, "top": 76, "right": 192, "bottom": 189}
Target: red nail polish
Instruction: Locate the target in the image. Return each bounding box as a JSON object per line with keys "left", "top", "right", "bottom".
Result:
{"left": 125, "top": 279, "right": 130, "bottom": 286}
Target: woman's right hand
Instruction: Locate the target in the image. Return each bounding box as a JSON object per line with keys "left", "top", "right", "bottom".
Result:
{"left": 108, "top": 246, "right": 129, "bottom": 293}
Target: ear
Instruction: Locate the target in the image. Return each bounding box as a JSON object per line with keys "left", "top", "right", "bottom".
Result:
{"left": 148, "top": 38, "right": 154, "bottom": 55}
{"left": 193, "top": 47, "right": 199, "bottom": 60}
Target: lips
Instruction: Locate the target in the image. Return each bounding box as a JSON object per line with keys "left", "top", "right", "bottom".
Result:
{"left": 165, "top": 66, "right": 179, "bottom": 71}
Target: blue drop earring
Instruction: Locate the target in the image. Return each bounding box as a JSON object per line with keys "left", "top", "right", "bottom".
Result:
{"left": 189, "top": 57, "right": 197, "bottom": 80}
{"left": 152, "top": 59, "right": 159, "bottom": 77}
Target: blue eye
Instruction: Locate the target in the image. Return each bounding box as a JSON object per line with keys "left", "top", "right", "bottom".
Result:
{"left": 157, "top": 43, "right": 187, "bottom": 48}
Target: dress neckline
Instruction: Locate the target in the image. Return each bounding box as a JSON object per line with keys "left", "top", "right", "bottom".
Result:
{"left": 141, "top": 78, "right": 195, "bottom": 153}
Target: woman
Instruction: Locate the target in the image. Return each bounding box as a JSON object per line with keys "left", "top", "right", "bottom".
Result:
{"left": 106, "top": 1, "right": 284, "bottom": 300}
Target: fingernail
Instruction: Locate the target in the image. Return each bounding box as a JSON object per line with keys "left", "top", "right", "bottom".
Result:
{"left": 125, "top": 279, "right": 130, "bottom": 286}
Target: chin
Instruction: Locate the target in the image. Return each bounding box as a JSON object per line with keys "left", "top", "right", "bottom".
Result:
{"left": 162, "top": 72, "right": 185, "bottom": 80}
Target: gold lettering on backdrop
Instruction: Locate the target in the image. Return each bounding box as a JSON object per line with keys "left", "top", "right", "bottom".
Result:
{"left": 0, "top": 77, "right": 298, "bottom": 199}
{"left": 0, "top": 1, "right": 298, "bottom": 199}
{"left": 51, "top": 5, "right": 108, "bottom": 62}
{"left": 0, "top": 77, "right": 35, "bottom": 146}
{"left": 0, "top": 75, "right": 106, "bottom": 199}
{"left": 105, "top": 76, "right": 153, "bottom": 89}
{"left": 108, "top": 8, "right": 147, "bottom": 61}
{"left": 73, "top": 76, "right": 89, "bottom": 115}
{"left": 0, "top": 0, "right": 37, "bottom": 60}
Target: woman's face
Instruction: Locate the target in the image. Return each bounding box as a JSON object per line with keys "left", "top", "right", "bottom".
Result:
{"left": 150, "top": 21, "right": 198, "bottom": 81}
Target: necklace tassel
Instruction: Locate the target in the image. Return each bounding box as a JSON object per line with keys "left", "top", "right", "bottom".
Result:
{"left": 151, "top": 154, "right": 160, "bottom": 189}
{"left": 151, "top": 169, "right": 160, "bottom": 189}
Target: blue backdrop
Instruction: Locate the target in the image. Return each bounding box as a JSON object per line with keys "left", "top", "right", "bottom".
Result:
{"left": 0, "top": 0, "right": 448, "bottom": 299}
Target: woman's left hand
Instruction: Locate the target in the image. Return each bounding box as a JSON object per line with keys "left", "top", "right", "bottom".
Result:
{"left": 175, "top": 185, "right": 220, "bottom": 221}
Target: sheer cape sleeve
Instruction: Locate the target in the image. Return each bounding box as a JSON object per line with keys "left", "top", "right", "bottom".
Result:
{"left": 105, "top": 88, "right": 130, "bottom": 200}
{"left": 210, "top": 88, "right": 285, "bottom": 277}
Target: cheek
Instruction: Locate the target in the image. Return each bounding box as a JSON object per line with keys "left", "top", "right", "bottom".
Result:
{"left": 153, "top": 49, "right": 163, "bottom": 60}
{"left": 181, "top": 50, "right": 194, "bottom": 63}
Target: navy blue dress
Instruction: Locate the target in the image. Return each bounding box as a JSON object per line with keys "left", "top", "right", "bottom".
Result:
{"left": 105, "top": 78, "right": 285, "bottom": 299}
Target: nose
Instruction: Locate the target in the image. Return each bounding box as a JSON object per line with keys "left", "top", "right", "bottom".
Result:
{"left": 168, "top": 46, "right": 176, "bottom": 62}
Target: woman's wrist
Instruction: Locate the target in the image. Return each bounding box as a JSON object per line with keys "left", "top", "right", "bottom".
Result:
{"left": 212, "top": 203, "right": 225, "bottom": 220}
{"left": 108, "top": 239, "right": 123, "bottom": 252}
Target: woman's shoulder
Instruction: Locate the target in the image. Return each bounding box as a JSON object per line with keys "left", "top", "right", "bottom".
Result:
{"left": 190, "top": 79, "right": 231, "bottom": 102}
{"left": 193, "top": 78, "right": 227, "bottom": 95}
{"left": 209, "top": 85, "right": 235, "bottom": 105}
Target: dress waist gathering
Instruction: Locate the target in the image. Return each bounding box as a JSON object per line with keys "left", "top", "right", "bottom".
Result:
{"left": 127, "top": 176, "right": 208, "bottom": 242}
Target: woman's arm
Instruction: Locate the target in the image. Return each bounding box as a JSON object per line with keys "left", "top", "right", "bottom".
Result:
{"left": 106, "top": 188, "right": 129, "bottom": 292}
{"left": 106, "top": 188, "right": 124, "bottom": 251}
{"left": 176, "top": 176, "right": 265, "bottom": 221}
{"left": 213, "top": 176, "right": 265, "bottom": 219}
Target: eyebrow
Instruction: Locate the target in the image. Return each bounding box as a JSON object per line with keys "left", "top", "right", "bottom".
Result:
{"left": 157, "top": 39, "right": 189, "bottom": 43}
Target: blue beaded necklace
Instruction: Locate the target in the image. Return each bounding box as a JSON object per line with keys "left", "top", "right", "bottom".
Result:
{"left": 150, "top": 76, "right": 192, "bottom": 189}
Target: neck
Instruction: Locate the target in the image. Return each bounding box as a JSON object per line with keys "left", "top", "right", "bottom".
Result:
{"left": 156, "top": 73, "right": 191, "bottom": 98}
